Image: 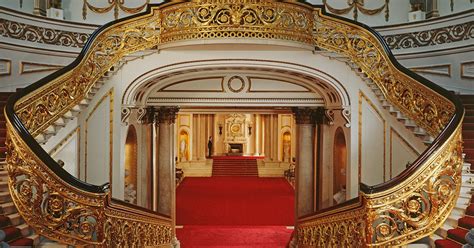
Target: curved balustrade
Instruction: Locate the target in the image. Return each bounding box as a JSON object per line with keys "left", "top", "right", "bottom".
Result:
{"left": 4, "top": 0, "right": 464, "bottom": 246}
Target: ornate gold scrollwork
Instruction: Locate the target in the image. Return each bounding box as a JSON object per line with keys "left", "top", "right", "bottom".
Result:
{"left": 297, "top": 204, "right": 367, "bottom": 247}
{"left": 160, "top": 0, "right": 314, "bottom": 45}
{"left": 6, "top": 129, "right": 106, "bottom": 245}
{"left": 313, "top": 9, "right": 454, "bottom": 137}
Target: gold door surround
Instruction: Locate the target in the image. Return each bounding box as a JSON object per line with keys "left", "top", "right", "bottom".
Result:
{"left": 5, "top": 0, "right": 463, "bottom": 247}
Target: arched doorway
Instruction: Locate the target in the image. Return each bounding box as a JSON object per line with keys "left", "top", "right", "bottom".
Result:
{"left": 120, "top": 59, "right": 351, "bottom": 246}
{"left": 333, "top": 127, "right": 347, "bottom": 205}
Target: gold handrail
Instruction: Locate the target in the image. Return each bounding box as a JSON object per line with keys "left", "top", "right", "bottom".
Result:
{"left": 297, "top": 9, "right": 463, "bottom": 247}
{"left": 5, "top": 0, "right": 463, "bottom": 246}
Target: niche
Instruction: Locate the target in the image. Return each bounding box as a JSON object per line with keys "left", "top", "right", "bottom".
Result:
{"left": 124, "top": 126, "right": 138, "bottom": 204}
{"left": 282, "top": 131, "right": 291, "bottom": 162}
{"left": 178, "top": 130, "right": 190, "bottom": 162}
{"left": 332, "top": 127, "right": 347, "bottom": 204}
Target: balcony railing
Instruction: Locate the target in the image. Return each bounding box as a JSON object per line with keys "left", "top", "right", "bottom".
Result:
{"left": 4, "top": 0, "right": 464, "bottom": 246}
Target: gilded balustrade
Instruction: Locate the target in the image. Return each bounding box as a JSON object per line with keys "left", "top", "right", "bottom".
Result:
{"left": 4, "top": 0, "right": 464, "bottom": 246}
{"left": 297, "top": 9, "right": 463, "bottom": 247}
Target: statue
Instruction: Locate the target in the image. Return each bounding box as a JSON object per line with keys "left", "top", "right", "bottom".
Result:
{"left": 283, "top": 141, "right": 291, "bottom": 162}
{"left": 124, "top": 183, "right": 137, "bottom": 204}
{"left": 180, "top": 138, "right": 187, "bottom": 162}
{"left": 124, "top": 169, "right": 137, "bottom": 204}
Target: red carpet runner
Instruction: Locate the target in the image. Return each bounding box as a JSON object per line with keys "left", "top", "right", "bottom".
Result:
{"left": 212, "top": 156, "right": 260, "bottom": 177}
{"left": 176, "top": 226, "right": 293, "bottom": 248}
{"left": 176, "top": 177, "right": 294, "bottom": 225}
{"left": 176, "top": 177, "right": 294, "bottom": 247}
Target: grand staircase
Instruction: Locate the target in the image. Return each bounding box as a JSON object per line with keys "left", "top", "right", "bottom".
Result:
{"left": 434, "top": 95, "right": 474, "bottom": 247}
{"left": 0, "top": 92, "right": 40, "bottom": 246}
{"left": 212, "top": 156, "right": 259, "bottom": 177}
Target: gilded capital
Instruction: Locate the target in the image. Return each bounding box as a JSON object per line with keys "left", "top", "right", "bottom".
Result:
{"left": 156, "top": 106, "right": 180, "bottom": 124}
{"left": 292, "top": 107, "right": 319, "bottom": 125}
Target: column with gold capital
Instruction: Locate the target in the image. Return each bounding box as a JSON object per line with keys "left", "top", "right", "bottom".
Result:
{"left": 156, "top": 106, "right": 180, "bottom": 247}
{"left": 292, "top": 107, "right": 318, "bottom": 218}
{"left": 156, "top": 106, "right": 179, "bottom": 216}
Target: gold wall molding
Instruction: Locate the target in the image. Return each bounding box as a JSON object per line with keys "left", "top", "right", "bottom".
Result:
{"left": 82, "top": 0, "right": 150, "bottom": 20}
{"left": 20, "top": 61, "right": 65, "bottom": 74}
{"left": 0, "top": 59, "right": 12, "bottom": 76}
{"left": 84, "top": 89, "right": 114, "bottom": 187}
{"left": 409, "top": 64, "right": 451, "bottom": 77}
{"left": 323, "top": 0, "right": 390, "bottom": 21}
{"left": 389, "top": 127, "right": 420, "bottom": 179}
{"left": 358, "top": 91, "right": 386, "bottom": 183}
{"left": 461, "top": 61, "right": 474, "bottom": 79}
{"left": 49, "top": 127, "right": 80, "bottom": 157}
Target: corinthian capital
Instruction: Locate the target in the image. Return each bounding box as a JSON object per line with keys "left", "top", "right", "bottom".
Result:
{"left": 292, "top": 107, "right": 325, "bottom": 125}
{"left": 156, "top": 106, "right": 180, "bottom": 124}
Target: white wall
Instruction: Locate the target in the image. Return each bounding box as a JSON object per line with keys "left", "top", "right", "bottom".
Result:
{"left": 83, "top": 90, "right": 113, "bottom": 186}
{"left": 390, "top": 128, "right": 420, "bottom": 178}
{"left": 359, "top": 92, "right": 386, "bottom": 185}
{"left": 51, "top": 133, "right": 79, "bottom": 177}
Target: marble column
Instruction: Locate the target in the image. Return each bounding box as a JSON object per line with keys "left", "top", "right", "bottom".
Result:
{"left": 156, "top": 106, "right": 179, "bottom": 216}
{"left": 293, "top": 108, "right": 317, "bottom": 217}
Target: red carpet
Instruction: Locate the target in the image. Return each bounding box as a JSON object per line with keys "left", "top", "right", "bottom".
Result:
{"left": 176, "top": 226, "right": 293, "bottom": 248}
{"left": 212, "top": 157, "right": 260, "bottom": 176}
{"left": 176, "top": 177, "right": 294, "bottom": 226}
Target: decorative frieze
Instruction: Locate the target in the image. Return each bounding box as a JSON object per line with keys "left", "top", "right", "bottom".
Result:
{"left": 0, "top": 18, "right": 90, "bottom": 48}
{"left": 383, "top": 21, "right": 474, "bottom": 50}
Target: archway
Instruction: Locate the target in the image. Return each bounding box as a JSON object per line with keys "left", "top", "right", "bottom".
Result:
{"left": 332, "top": 127, "right": 347, "bottom": 205}
{"left": 120, "top": 60, "right": 351, "bottom": 246}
